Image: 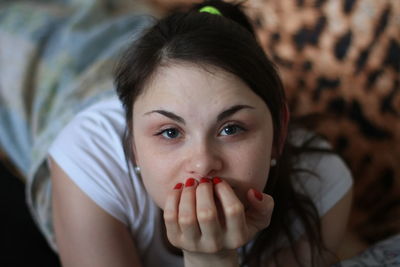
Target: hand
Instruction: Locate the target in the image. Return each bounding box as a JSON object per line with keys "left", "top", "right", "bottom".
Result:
{"left": 163, "top": 177, "right": 274, "bottom": 265}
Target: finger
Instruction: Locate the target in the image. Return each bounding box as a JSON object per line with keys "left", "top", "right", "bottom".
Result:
{"left": 196, "top": 178, "right": 222, "bottom": 251}
{"left": 213, "top": 177, "right": 247, "bottom": 248}
{"left": 179, "top": 178, "right": 200, "bottom": 248}
{"left": 245, "top": 188, "right": 274, "bottom": 236}
{"left": 163, "top": 182, "right": 184, "bottom": 246}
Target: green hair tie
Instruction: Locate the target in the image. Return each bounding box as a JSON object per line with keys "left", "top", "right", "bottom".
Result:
{"left": 199, "top": 6, "right": 222, "bottom": 16}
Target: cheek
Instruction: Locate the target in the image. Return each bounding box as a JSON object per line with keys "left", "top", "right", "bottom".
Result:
{"left": 235, "top": 151, "right": 270, "bottom": 191}
{"left": 229, "top": 135, "right": 272, "bottom": 199}
{"left": 142, "top": 179, "right": 170, "bottom": 209}
{"left": 133, "top": 138, "right": 177, "bottom": 208}
{"left": 248, "top": 146, "right": 271, "bottom": 188}
{"left": 139, "top": 165, "right": 173, "bottom": 209}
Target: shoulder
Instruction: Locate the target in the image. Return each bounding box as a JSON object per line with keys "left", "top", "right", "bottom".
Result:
{"left": 48, "top": 96, "right": 147, "bottom": 224}
{"left": 288, "top": 128, "right": 353, "bottom": 217}
{"left": 49, "top": 96, "right": 127, "bottom": 168}
{"left": 48, "top": 95, "right": 159, "bottom": 250}
{"left": 69, "top": 96, "right": 126, "bottom": 142}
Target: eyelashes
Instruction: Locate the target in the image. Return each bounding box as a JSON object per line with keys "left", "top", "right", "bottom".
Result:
{"left": 156, "top": 127, "right": 181, "bottom": 139}
{"left": 154, "top": 123, "right": 247, "bottom": 140}
{"left": 219, "top": 124, "right": 246, "bottom": 136}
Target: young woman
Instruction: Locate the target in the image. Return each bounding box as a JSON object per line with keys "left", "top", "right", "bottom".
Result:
{"left": 47, "top": 1, "right": 352, "bottom": 266}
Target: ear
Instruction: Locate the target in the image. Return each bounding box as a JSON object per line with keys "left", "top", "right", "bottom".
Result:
{"left": 272, "top": 102, "right": 290, "bottom": 158}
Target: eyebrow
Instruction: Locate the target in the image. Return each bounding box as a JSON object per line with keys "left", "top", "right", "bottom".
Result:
{"left": 144, "top": 104, "right": 255, "bottom": 124}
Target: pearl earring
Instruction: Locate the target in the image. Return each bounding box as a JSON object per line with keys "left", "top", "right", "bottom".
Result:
{"left": 134, "top": 166, "right": 141, "bottom": 174}
{"left": 271, "top": 158, "right": 277, "bottom": 167}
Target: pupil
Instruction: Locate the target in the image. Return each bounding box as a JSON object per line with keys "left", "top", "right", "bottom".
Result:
{"left": 225, "top": 126, "right": 235, "bottom": 135}
{"left": 167, "top": 129, "right": 178, "bottom": 138}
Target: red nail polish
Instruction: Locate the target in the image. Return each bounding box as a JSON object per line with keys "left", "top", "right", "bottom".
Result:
{"left": 212, "top": 177, "right": 222, "bottom": 184}
{"left": 200, "top": 177, "right": 210, "bottom": 184}
{"left": 185, "top": 178, "right": 196, "bottom": 187}
{"left": 253, "top": 189, "right": 263, "bottom": 201}
{"left": 174, "top": 183, "right": 183, "bottom": 190}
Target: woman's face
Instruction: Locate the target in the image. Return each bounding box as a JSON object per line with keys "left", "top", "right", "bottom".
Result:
{"left": 132, "top": 63, "right": 274, "bottom": 209}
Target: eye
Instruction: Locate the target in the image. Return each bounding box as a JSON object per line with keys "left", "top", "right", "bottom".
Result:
{"left": 219, "top": 124, "right": 245, "bottom": 136}
{"left": 157, "top": 128, "right": 181, "bottom": 139}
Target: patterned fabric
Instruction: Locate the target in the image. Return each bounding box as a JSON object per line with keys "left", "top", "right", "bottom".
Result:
{"left": 244, "top": 0, "right": 400, "bottom": 245}
{"left": 0, "top": 0, "right": 399, "bottom": 265}
{"left": 0, "top": 0, "right": 154, "bottom": 250}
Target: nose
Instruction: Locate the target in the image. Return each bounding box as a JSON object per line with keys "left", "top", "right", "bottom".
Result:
{"left": 185, "top": 140, "right": 223, "bottom": 178}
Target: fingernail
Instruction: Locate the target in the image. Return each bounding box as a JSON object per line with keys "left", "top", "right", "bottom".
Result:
{"left": 253, "top": 189, "right": 263, "bottom": 201}
{"left": 174, "top": 183, "right": 183, "bottom": 190}
{"left": 212, "top": 177, "right": 222, "bottom": 184}
{"left": 200, "top": 177, "right": 210, "bottom": 184}
{"left": 185, "top": 178, "right": 196, "bottom": 187}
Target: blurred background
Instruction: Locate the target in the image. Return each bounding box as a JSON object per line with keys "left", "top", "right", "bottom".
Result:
{"left": 1, "top": 154, "right": 60, "bottom": 266}
{"left": 1, "top": 0, "right": 399, "bottom": 266}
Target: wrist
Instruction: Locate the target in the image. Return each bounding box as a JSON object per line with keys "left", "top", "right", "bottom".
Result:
{"left": 183, "top": 249, "right": 239, "bottom": 267}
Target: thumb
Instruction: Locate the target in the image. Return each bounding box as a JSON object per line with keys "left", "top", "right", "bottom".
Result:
{"left": 245, "top": 189, "right": 274, "bottom": 235}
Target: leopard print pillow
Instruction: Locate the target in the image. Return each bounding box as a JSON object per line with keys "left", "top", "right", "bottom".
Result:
{"left": 245, "top": 0, "right": 400, "bottom": 244}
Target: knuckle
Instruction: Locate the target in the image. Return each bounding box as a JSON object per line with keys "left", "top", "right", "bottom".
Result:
{"left": 227, "top": 239, "right": 244, "bottom": 250}
{"left": 225, "top": 203, "right": 244, "bottom": 217}
{"left": 268, "top": 196, "right": 275, "bottom": 209}
{"left": 165, "top": 231, "right": 182, "bottom": 247}
{"left": 197, "top": 208, "right": 217, "bottom": 223}
{"left": 234, "top": 235, "right": 247, "bottom": 248}
{"left": 178, "top": 213, "right": 196, "bottom": 226}
{"left": 226, "top": 232, "right": 247, "bottom": 249}
{"left": 260, "top": 197, "right": 275, "bottom": 217}
{"left": 203, "top": 240, "right": 222, "bottom": 253}
{"left": 181, "top": 238, "right": 198, "bottom": 252}
{"left": 265, "top": 215, "right": 273, "bottom": 227}
{"left": 186, "top": 244, "right": 198, "bottom": 252}
{"left": 269, "top": 198, "right": 275, "bottom": 210}
{"left": 163, "top": 210, "right": 176, "bottom": 223}
{"left": 167, "top": 236, "right": 181, "bottom": 248}
{"left": 266, "top": 195, "right": 275, "bottom": 210}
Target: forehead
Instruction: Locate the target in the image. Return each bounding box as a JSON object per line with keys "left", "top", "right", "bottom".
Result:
{"left": 136, "top": 63, "right": 263, "bottom": 108}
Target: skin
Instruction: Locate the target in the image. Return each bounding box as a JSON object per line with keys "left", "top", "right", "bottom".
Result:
{"left": 49, "top": 62, "right": 352, "bottom": 267}
{"left": 132, "top": 63, "right": 275, "bottom": 265}
{"left": 49, "top": 157, "right": 143, "bottom": 267}
{"left": 132, "top": 63, "right": 274, "bottom": 208}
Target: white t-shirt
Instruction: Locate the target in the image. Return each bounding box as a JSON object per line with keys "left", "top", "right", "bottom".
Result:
{"left": 48, "top": 95, "right": 352, "bottom": 266}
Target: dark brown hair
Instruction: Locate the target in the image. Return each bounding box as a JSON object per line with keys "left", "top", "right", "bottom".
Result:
{"left": 114, "top": 1, "right": 332, "bottom": 266}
